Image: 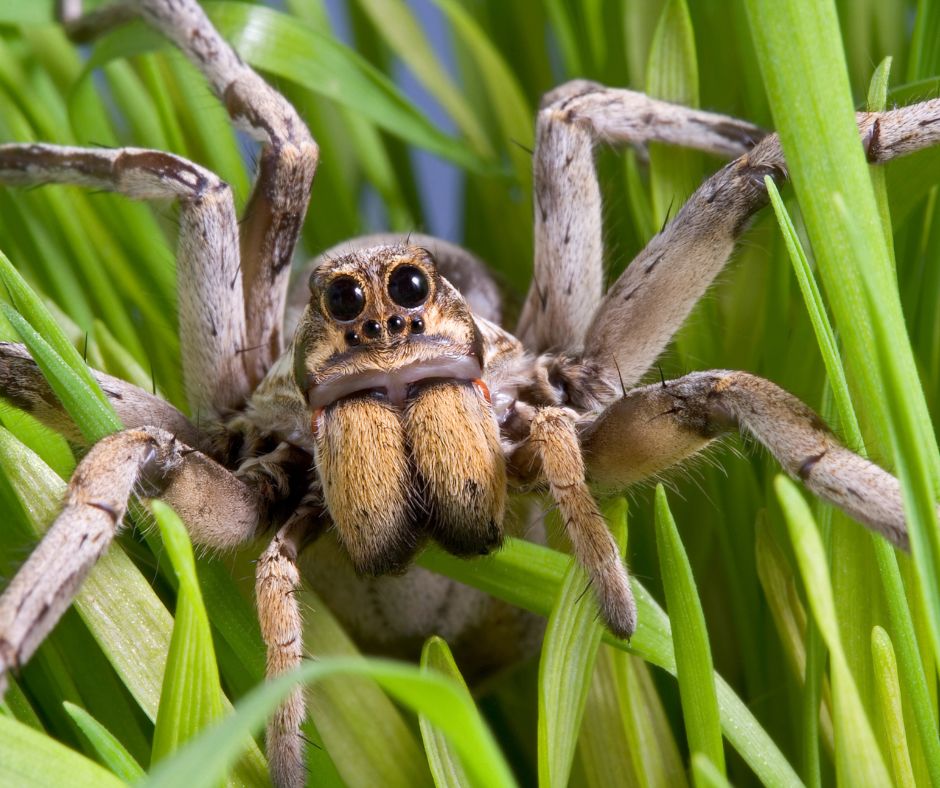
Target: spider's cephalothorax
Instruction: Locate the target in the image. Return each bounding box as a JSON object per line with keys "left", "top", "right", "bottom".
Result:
{"left": 1, "top": 2, "right": 940, "bottom": 786}
{"left": 295, "top": 245, "right": 507, "bottom": 572}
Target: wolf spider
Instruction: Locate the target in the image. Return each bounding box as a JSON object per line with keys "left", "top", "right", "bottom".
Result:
{"left": 1, "top": 1, "right": 939, "bottom": 785}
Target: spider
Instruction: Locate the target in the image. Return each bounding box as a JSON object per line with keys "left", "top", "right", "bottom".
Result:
{"left": 1, "top": 1, "right": 939, "bottom": 785}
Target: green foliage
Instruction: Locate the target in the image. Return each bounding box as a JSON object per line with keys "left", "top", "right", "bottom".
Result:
{"left": 0, "top": 0, "right": 939, "bottom": 785}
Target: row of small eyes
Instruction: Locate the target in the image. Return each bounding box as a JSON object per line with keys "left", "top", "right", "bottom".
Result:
{"left": 325, "top": 265, "right": 430, "bottom": 322}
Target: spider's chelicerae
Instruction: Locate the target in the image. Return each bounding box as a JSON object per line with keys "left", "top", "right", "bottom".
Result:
{"left": 1, "top": 1, "right": 940, "bottom": 785}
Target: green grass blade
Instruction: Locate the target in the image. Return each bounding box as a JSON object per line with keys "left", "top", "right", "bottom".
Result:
{"left": 691, "top": 753, "right": 733, "bottom": 788}
{"left": 419, "top": 637, "right": 474, "bottom": 788}
{"left": 0, "top": 250, "right": 110, "bottom": 409}
{"left": 352, "top": 0, "right": 492, "bottom": 158}
{"left": 537, "top": 501, "right": 626, "bottom": 788}
{"left": 73, "top": 6, "right": 496, "bottom": 175}
{"left": 871, "top": 627, "right": 916, "bottom": 788}
{"left": 654, "top": 486, "right": 725, "bottom": 775}
{"left": 63, "top": 702, "right": 147, "bottom": 783}
{"left": 0, "top": 305, "right": 120, "bottom": 442}
{"left": 301, "top": 587, "right": 434, "bottom": 788}
{"left": 149, "top": 502, "right": 225, "bottom": 763}
{"left": 907, "top": 0, "right": 940, "bottom": 82}
{"left": 744, "top": 0, "right": 940, "bottom": 466}
{"left": 144, "top": 659, "right": 516, "bottom": 788}
{"left": 645, "top": 0, "right": 701, "bottom": 230}
{"left": 867, "top": 56, "right": 895, "bottom": 263}
{"left": 775, "top": 475, "right": 891, "bottom": 786}
{"left": 0, "top": 715, "right": 127, "bottom": 788}
{"left": 767, "top": 154, "right": 940, "bottom": 788}
{"left": 764, "top": 178, "right": 859, "bottom": 442}
{"left": 433, "top": 0, "right": 533, "bottom": 185}
{"left": 419, "top": 539, "right": 801, "bottom": 786}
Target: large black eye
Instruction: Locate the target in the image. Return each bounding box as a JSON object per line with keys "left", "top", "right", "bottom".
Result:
{"left": 387, "top": 265, "right": 429, "bottom": 308}
{"left": 325, "top": 276, "right": 365, "bottom": 321}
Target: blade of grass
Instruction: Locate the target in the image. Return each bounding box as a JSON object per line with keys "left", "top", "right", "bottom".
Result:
{"left": 646, "top": 0, "right": 701, "bottom": 230}
{"left": 0, "top": 251, "right": 111, "bottom": 409}
{"left": 301, "top": 585, "right": 436, "bottom": 788}
{"left": 419, "top": 538, "right": 801, "bottom": 786}
{"left": 352, "top": 0, "right": 492, "bottom": 158}
{"left": 63, "top": 702, "right": 146, "bottom": 783}
{"left": 745, "top": 0, "right": 940, "bottom": 677}
{"left": 537, "top": 500, "right": 626, "bottom": 788}
{"left": 149, "top": 502, "right": 226, "bottom": 763}
{"left": 419, "top": 637, "right": 474, "bottom": 788}
{"left": 78, "top": 4, "right": 498, "bottom": 174}
{"left": 1, "top": 305, "right": 120, "bottom": 441}
{"left": 144, "top": 658, "right": 516, "bottom": 788}
{"left": 691, "top": 753, "right": 733, "bottom": 788}
{"left": 871, "top": 626, "right": 916, "bottom": 788}
{"left": 767, "top": 169, "right": 940, "bottom": 788}
{"left": 0, "top": 715, "right": 127, "bottom": 788}
{"left": 654, "top": 486, "right": 725, "bottom": 775}
{"left": 775, "top": 475, "right": 891, "bottom": 785}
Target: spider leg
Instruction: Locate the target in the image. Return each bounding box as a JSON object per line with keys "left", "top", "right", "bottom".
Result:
{"left": 0, "top": 341, "right": 200, "bottom": 447}
{"left": 0, "top": 144, "right": 247, "bottom": 419}
{"left": 256, "top": 517, "right": 309, "bottom": 788}
{"left": 518, "top": 80, "right": 765, "bottom": 353}
{"left": 513, "top": 407, "right": 636, "bottom": 638}
{"left": 583, "top": 98, "right": 940, "bottom": 389}
{"left": 0, "top": 426, "right": 262, "bottom": 695}
{"left": 61, "top": 0, "right": 319, "bottom": 385}
{"left": 581, "top": 371, "right": 922, "bottom": 550}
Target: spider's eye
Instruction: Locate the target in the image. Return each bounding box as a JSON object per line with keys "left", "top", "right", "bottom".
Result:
{"left": 387, "top": 265, "right": 429, "bottom": 309}
{"left": 325, "top": 276, "right": 365, "bottom": 321}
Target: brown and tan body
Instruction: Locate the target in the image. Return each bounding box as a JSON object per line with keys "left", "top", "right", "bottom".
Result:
{"left": 1, "top": 3, "right": 940, "bottom": 787}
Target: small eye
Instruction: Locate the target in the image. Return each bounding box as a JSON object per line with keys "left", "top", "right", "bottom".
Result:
{"left": 325, "top": 276, "right": 365, "bottom": 321}
{"left": 387, "top": 265, "right": 429, "bottom": 308}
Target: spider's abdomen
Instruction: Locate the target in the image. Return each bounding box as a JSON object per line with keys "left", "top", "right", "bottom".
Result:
{"left": 314, "top": 379, "right": 506, "bottom": 574}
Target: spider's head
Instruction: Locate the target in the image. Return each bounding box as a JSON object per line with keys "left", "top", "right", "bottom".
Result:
{"left": 294, "top": 244, "right": 484, "bottom": 410}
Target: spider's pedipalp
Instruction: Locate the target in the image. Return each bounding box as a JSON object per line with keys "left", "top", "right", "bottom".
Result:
{"left": 515, "top": 407, "right": 636, "bottom": 639}
{"left": 582, "top": 371, "right": 920, "bottom": 551}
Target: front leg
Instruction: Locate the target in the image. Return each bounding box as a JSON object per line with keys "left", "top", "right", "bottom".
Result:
{"left": 0, "top": 426, "right": 263, "bottom": 695}
{"left": 581, "top": 371, "right": 922, "bottom": 550}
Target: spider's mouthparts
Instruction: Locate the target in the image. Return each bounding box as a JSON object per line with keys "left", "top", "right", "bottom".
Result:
{"left": 307, "top": 355, "right": 483, "bottom": 410}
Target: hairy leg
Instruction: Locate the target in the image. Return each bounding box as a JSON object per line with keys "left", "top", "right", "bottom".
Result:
{"left": 583, "top": 99, "right": 940, "bottom": 389}
{"left": 256, "top": 519, "right": 309, "bottom": 788}
{"left": 581, "top": 371, "right": 921, "bottom": 550}
{"left": 0, "top": 144, "right": 248, "bottom": 418}
{"left": 0, "top": 426, "right": 262, "bottom": 694}
{"left": 512, "top": 406, "right": 636, "bottom": 638}
{"left": 0, "top": 342, "right": 199, "bottom": 447}
{"left": 518, "top": 80, "right": 765, "bottom": 353}
{"left": 62, "top": 0, "right": 319, "bottom": 384}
